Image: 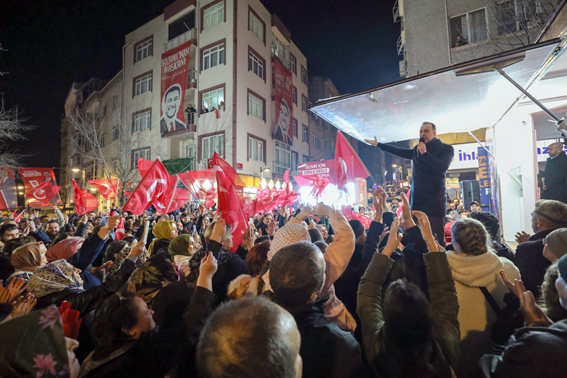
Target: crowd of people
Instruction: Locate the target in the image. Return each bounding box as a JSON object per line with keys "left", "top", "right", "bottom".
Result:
{"left": 1, "top": 185, "right": 567, "bottom": 377}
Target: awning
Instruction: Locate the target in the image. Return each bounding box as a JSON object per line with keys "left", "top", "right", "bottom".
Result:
{"left": 310, "top": 39, "right": 567, "bottom": 144}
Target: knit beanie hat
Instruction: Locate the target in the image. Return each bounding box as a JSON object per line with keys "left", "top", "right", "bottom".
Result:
{"left": 267, "top": 223, "right": 310, "bottom": 261}
{"left": 545, "top": 228, "right": 567, "bottom": 259}
{"left": 558, "top": 253, "right": 567, "bottom": 282}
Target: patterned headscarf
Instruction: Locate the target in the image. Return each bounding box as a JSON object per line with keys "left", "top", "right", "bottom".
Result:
{"left": 27, "top": 259, "right": 84, "bottom": 298}
{"left": 123, "top": 252, "right": 178, "bottom": 307}
{"left": 267, "top": 223, "right": 310, "bottom": 261}
{"left": 148, "top": 220, "right": 175, "bottom": 255}
{"left": 0, "top": 305, "right": 71, "bottom": 377}
{"left": 45, "top": 238, "right": 83, "bottom": 262}
{"left": 11, "top": 242, "right": 48, "bottom": 272}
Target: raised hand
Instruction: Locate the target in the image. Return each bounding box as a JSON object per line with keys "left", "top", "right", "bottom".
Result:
{"left": 210, "top": 217, "right": 227, "bottom": 243}
{"left": 400, "top": 192, "right": 415, "bottom": 228}
{"left": 10, "top": 293, "right": 37, "bottom": 318}
{"left": 412, "top": 211, "right": 438, "bottom": 252}
{"left": 5, "top": 277, "right": 27, "bottom": 303}
{"left": 373, "top": 187, "right": 385, "bottom": 223}
{"left": 364, "top": 136, "right": 379, "bottom": 146}
{"left": 235, "top": 276, "right": 251, "bottom": 299}
{"left": 313, "top": 203, "right": 333, "bottom": 218}
{"left": 241, "top": 227, "right": 255, "bottom": 250}
{"left": 197, "top": 252, "right": 218, "bottom": 291}
{"left": 382, "top": 219, "right": 403, "bottom": 257}
{"left": 128, "top": 239, "right": 147, "bottom": 259}
{"left": 515, "top": 231, "right": 531, "bottom": 244}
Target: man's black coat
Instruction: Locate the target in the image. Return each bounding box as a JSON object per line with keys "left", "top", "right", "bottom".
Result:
{"left": 543, "top": 150, "right": 567, "bottom": 203}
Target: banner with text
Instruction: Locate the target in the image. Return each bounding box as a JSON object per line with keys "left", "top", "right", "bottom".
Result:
{"left": 0, "top": 167, "right": 17, "bottom": 210}
{"left": 160, "top": 41, "right": 191, "bottom": 137}
{"left": 298, "top": 159, "right": 334, "bottom": 181}
{"left": 18, "top": 167, "right": 62, "bottom": 206}
{"left": 272, "top": 58, "right": 294, "bottom": 145}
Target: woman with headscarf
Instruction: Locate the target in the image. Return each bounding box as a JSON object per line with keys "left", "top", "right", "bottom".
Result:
{"left": 168, "top": 234, "right": 196, "bottom": 277}
{"left": 147, "top": 220, "right": 177, "bottom": 255}
{"left": 0, "top": 305, "right": 81, "bottom": 378}
{"left": 26, "top": 240, "right": 145, "bottom": 314}
{"left": 8, "top": 241, "right": 48, "bottom": 284}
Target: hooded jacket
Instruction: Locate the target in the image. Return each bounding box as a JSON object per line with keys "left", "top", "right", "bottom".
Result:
{"left": 447, "top": 250, "right": 520, "bottom": 378}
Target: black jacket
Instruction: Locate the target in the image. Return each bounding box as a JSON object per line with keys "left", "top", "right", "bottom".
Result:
{"left": 208, "top": 240, "right": 250, "bottom": 302}
{"left": 377, "top": 138, "right": 454, "bottom": 218}
{"left": 35, "top": 259, "right": 136, "bottom": 315}
{"left": 279, "top": 297, "right": 364, "bottom": 378}
{"left": 515, "top": 229, "right": 553, "bottom": 296}
{"left": 480, "top": 320, "right": 567, "bottom": 378}
{"left": 542, "top": 151, "right": 567, "bottom": 203}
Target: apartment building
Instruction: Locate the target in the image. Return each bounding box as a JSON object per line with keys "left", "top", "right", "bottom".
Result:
{"left": 62, "top": 0, "right": 310, "bottom": 202}
{"left": 395, "top": 0, "right": 561, "bottom": 77}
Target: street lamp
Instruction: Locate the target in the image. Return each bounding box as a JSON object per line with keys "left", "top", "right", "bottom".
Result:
{"left": 260, "top": 167, "right": 270, "bottom": 180}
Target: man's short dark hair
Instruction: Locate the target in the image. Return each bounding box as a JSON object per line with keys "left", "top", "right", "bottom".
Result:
{"left": 471, "top": 201, "right": 480, "bottom": 207}
{"left": 308, "top": 228, "right": 323, "bottom": 243}
{"left": 39, "top": 215, "right": 49, "bottom": 220}
{"left": 197, "top": 296, "right": 298, "bottom": 378}
{"left": 270, "top": 241, "right": 325, "bottom": 307}
{"left": 421, "top": 121, "right": 436, "bottom": 131}
{"left": 349, "top": 219, "right": 365, "bottom": 240}
{"left": 0, "top": 224, "right": 18, "bottom": 238}
{"left": 3, "top": 236, "right": 36, "bottom": 255}
{"left": 47, "top": 219, "right": 59, "bottom": 226}
{"left": 164, "top": 85, "right": 180, "bottom": 99}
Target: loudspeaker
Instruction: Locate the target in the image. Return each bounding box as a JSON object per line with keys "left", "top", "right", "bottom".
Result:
{"left": 460, "top": 180, "right": 480, "bottom": 209}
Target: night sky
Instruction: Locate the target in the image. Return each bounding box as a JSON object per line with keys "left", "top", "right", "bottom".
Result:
{"left": 0, "top": 0, "right": 400, "bottom": 172}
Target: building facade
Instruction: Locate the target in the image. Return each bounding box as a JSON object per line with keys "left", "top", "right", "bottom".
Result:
{"left": 395, "top": 0, "right": 561, "bottom": 77}
{"left": 62, "top": 0, "right": 311, "bottom": 203}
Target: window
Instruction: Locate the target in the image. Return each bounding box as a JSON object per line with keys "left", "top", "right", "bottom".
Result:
{"left": 249, "top": 8, "right": 265, "bottom": 42}
{"left": 301, "top": 65, "right": 307, "bottom": 84}
{"left": 302, "top": 125, "right": 309, "bottom": 143}
{"left": 202, "top": 87, "right": 225, "bottom": 112}
{"left": 102, "top": 105, "right": 107, "bottom": 118}
{"left": 134, "top": 72, "right": 152, "bottom": 97}
{"left": 275, "top": 141, "right": 291, "bottom": 174}
{"left": 203, "top": 1, "right": 225, "bottom": 30}
{"left": 248, "top": 136, "right": 264, "bottom": 162}
{"left": 112, "top": 125, "right": 119, "bottom": 141}
{"left": 290, "top": 53, "right": 297, "bottom": 75}
{"left": 132, "top": 148, "right": 150, "bottom": 168}
{"left": 202, "top": 134, "right": 224, "bottom": 159}
{"left": 497, "top": 1, "right": 518, "bottom": 35}
{"left": 291, "top": 151, "right": 298, "bottom": 171}
{"left": 303, "top": 155, "right": 309, "bottom": 163}
{"left": 100, "top": 133, "right": 106, "bottom": 148}
{"left": 292, "top": 86, "right": 297, "bottom": 105}
{"left": 135, "top": 37, "right": 153, "bottom": 63}
{"left": 248, "top": 91, "right": 265, "bottom": 121}
{"left": 112, "top": 93, "right": 120, "bottom": 108}
{"left": 248, "top": 49, "right": 265, "bottom": 80}
{"left": 313, "top": 133, "right": 323, "bottom": 149}
{"left": 187, "top": 145, "right": 196, "bottom": 170}
{"left": 293, "top": 119, "right": 298, "bottom": 138}
{"left": 133, "top": 109, "right": 151, "bottom": 132}
{"left": 449, "top": 9, "right": 487, "bottom": 47}
{"left": 202, "top": 43, "right": 225, "bottom": 70}
{"left": 302, "top": 94, "right": 307, "bottom": 112}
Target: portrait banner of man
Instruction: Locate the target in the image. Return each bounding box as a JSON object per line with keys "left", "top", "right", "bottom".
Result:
{"left": 0, "top": 167, "right": 17, "bottom": 209}
{"left": 272, "top": 58, "right": 294, "bottom": 145}
{"left": 160, "top": 41, "right": 191, "bottom": 137}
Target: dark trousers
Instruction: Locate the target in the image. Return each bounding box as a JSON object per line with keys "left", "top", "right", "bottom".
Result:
{"left": 429, "top": 216, "right": 446, "bottom": 247}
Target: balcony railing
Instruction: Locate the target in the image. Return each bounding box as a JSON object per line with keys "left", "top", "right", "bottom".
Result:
{"left": 165, "top": 28, "right": 196, "bottom": 52}
{"left": 396, "top": 34, "right": 405, "bottom": 56}
{"left": 273, "top": 160, "right": 291, "bottom": 175}
{"left": 187, "top": 68, "right": 197, "bottom": 86}
{"left": 393, "top": 0, "right": 401, "bottom": 22}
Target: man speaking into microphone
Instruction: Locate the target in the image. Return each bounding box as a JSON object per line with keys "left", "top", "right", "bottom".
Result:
{"left": 365, "top": 122, "right": 454, "bottom": 246}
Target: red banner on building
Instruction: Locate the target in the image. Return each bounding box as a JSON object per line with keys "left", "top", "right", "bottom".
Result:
{"left": 298, "top": 159, "right": 335, "bottom": 181}
{"left": 18, "top": 168, "right": 62, "bottom": 206}
{"left": 0, "top": 167, "right": 17, "bottom": 210}
{"left": 160, "top": 41, "right": 191, "bottom": 137}
{"left": 272, "top": 58, "right": 293, "bottom": 145}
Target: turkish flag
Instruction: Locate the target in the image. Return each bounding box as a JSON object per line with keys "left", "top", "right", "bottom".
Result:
{"left": 340, "top": 206, "right": 372, "bottom": 228}
{"left": 280, "top": 169, "right": 299, "bottom": 208}
{"left": 178, "top": 169, "right": 216, "bottom": 201}
{"left": 212, "top": 152, "right": 248, "bottom": 253}
{"left": 293, "top": 174, "right": 330, "bottom": 202}
{"left": 14, "top": 210, "right": 25, "bottom": 222}
{"left": 25, "top": 180, "right": 61, "bottom": 207}
{"left": 212, "top": 107, "right": 220, "bottom": 119}
{"left": 114, "top": 216, "right": 125, "bottom": 240}
{"left": 153, "top": 176, "right": 191, "bottom": 215}
{"left": 71, "top": 180, "right": 99, "bottom": 215}
{"left": 0, "top": 191, "right": 9, "bottom": 210}
{"left": 334, "top": 131, "right": 370, "bottom": 192}
{"left": 88, "top": 178, "right": 119, "bottom": 199}
{"left": 122, "top": 159, "right": 170, "bottom": 215}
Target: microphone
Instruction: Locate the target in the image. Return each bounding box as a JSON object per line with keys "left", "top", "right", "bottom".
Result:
{"left": 418, "top": 137, "right": 425, "bottom": 155}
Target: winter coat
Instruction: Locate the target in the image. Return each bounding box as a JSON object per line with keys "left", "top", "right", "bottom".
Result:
{"left": 542, "top": 150, "right": 567, "bottom": 203}
{"left": 80, "top": 286, "right": 216, "bottom": 378}
{"left": 447, "top": 250, "right": 520, "bottom": 378}
{"left": 479, "top": 320, "right": 567, "bottom": 378}
{"left": 67, "top": 233, "right": 108, "bottom": 289}
{"left": 34, "top": 258, "right": 136, "bottom": 315}
{"left": 515, "top": 229, "right": 553, "bottom": 296}
{"left": 377, "top": 138, "right": 454, "bottom": 218}
{"left": 358, "top": 252, "right": 460, "bottom": 378}
{"left": 208, "top": 240, "right": 250, "bottom": 302}
{"left": 280, "top": 297, "right": 364, "bottom": 378}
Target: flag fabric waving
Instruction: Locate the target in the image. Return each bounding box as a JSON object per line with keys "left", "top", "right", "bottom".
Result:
{"left": 71, "top": 180, "right": 99, "bottom": 215}
{"left": 88, "top": 178, "right": 119, "bottom": 199}
{"left": 122, "top": 159, "right": 170, "bottom": 215}
{"left": 14, "top": 210, "right": 25, "bottom": 222}
{"left": 25, "top": 180, "right": 62, "bottom": 207}
{"left": 334, "top": 131, "right": 371, "bottom": 192}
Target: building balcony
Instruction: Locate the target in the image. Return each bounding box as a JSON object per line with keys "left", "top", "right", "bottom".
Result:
{"left": 162, "top": 112, "right": 197, "bottom": 140}
{"left": 396, "top": 34, "right": 405, "bottom": 56}
{"left": 187, "top": 68, "right": 197, "bottom": 89}
{"left": 273, "top": 160, "right": 291, "bottom": 175}
{"left": 164, "top": 28, "right": 197, "bottom": 52}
